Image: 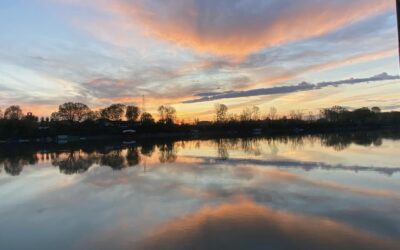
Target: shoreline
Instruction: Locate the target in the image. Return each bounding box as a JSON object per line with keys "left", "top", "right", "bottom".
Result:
{"left": 1, "top": 126, "right": 399, "bottom": 145}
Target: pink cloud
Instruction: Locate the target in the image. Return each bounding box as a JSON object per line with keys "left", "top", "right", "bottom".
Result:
{"left": 91, "top": 0, "right": 394, "bottom": 56}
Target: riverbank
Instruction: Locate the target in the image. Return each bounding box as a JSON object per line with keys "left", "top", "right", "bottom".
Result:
{"left": 1, "top": 126, "right": 399, "bottom": 147}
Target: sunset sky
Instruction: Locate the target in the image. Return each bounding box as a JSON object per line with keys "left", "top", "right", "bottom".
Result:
{"left": 0, "top": 0, "right": 399, "bottom": 121}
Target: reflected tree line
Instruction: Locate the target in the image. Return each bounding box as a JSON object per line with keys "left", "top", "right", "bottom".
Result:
{"left": 0, "top": 141, "right": 177, "bottom": 176}
{"left": 52, "top": 147, "right": 142, "bottom": 175}
{"left": 1, "top": 131, "right": 399, "bottom": 176}
{"left": 1, "top": 103, "right": 400, "bottom": 140}
{"left": 212, "top": 131, "right": 399, "bottom": 160}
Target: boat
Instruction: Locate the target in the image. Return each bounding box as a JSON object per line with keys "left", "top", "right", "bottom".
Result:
{"left": 122, "top": 129, "right": 136, "bottom": 134}
{"left": 252, "top": 128, "right": 262, "bottom": 135}
{"left": 122, "top": 129, "right": 136, "bottom": 143}
{"left": 123, "top": 140, "right": 136, "bottom": 145}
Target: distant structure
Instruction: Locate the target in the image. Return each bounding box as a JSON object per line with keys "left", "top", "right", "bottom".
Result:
{"left": 142, "top": 95, "right": 146, "bottom": 113}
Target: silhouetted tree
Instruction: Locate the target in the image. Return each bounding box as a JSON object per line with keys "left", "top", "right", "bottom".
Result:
{"left": 228, "top": 113, "right": 240, "bottom": 122}
{"left": 371, "top": 107, "right": 381, "bottom": 114}
{"left": 268, "top": 107, "right": 278, "bottom": 120}
{"left": 101, "top": 104, "right": 126, "bottom": 121}
{"left": 215, "top": 104, "right": 228, "bottom": 122}
{"left": 140, "top": 112, "right": 155, "bottom": 125}
{"left": 4, "top": 105, "right": 23, "bottom": 120}
{"left": 158, "top": 105, "right": 176, "bottom": 124}
{"left": 289, "top": 110, "right": 304, "bottom": 120}
{"left": 0, "top": 99, "right": 399, "bottom": 140}
{"left": 126, "top": 105, "right": 140, "bottom": 122}
{"left": 86, "top": 110, "right": 100, "bottom": 121}
{"left": 307, "top": 111, "right": 316, "bottom": 121}
{"left": 50, "top": 112, "right": 61, "bottom": 122}
{"left": 353, "top": 108, "right": 373, "bottom": 123}
{"left": 252, "top": 106, "right": 260, "bottom": 121}
{"left": 240, "top": 106, "right": 260, "bottom": 121}
{"left": 57, "top": 102, "right": 91, "bottom": 122}
{"left": 320, "top": 106, "right": 348, "bottom": 122}
{"left": 23, "top": 112, "right": 38, "bottom": 122}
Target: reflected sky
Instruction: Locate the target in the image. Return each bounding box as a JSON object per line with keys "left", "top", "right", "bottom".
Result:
{"left": 135, "top": 200, "right": 399, "bottom": 250}
{"left": 0, "top": 133, "right": 400, "bottom": 250}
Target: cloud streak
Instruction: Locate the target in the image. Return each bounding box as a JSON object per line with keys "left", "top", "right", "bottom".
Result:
{"left": 184, "top": 73, "right": 399, "bottom": 103}
{"left": 67, "top": 0, "right": 394, "bottom": 56}
{"left": 0, "top": 0, "right": 397, "bottom": 118}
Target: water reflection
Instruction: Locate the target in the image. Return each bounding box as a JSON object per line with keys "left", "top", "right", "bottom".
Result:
{"left": 1, "top": 131, "right": 400, "bottom": 250}
{"left": 136, "top": 200, "right": 399, "bottom": 250}
{"left": 0, "top": 131, "right": 400, "bottom": 176}
{"left": 50, "top": 148, "right": 142, "bottom": 174}
{"left": 158, "top": 141, "right": 178, "bottom": 163}
{"left": 320, "top": 132, "right": 384, "bottom": 151}
{"left": 0, "top": 147, "right": 38, "bottom": 176}
{"left": 52, "top": 151, "right": 94, "bottom": 175}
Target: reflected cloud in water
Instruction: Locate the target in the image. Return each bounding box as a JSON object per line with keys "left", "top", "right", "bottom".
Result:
{"left": 136, "top": 200, "right": 399, "bottom": 250}
{"left": 1, "top": 131, "right": 400, "bottom": 176}
{"left": 1, "top": 132, "right": 400, "bottom": 249}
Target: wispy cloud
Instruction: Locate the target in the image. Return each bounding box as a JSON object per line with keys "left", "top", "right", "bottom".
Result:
{"left": 0, "top": 0, "right": 397, "bottom": 117}
{"left": 184, "top": 73, "right": 399, "bottom": 103}
{"left": 61, "top": 0, "right": 394, "bottom": 56}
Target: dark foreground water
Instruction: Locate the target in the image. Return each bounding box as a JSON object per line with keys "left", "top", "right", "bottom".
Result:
{"left": 1, "top": 132, "right": 400, "bottom": 250}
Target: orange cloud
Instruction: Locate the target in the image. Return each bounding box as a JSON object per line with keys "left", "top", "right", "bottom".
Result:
{"left": 102, "top": 0, "right": 393, "bottom": 56}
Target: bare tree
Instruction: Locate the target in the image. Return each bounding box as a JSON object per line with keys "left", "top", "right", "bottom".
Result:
{"left": 252, "top": 106, "right": 260, "bottom": 121}
{"left": 228, "top": 113, "right": 240, "bottom": 122}
{"left": 4, "top": 105, "right": 23, "bottom": 120}
{"left": 268, "top": 107, "right": 278, "bottom": 120}
{"left": 158, "top": 105, "right": 176, "bottom": 124}
{"left": 240, "top": 107, "right": 252, "bottom": 122}
{"left": 240, "top": 106, "right": 259, "bottom": 121}
{"left": 215, "top": 103, "right": 228, "bottom": 122}
{"left": 307, "top": 111, "right": 316, "bottom": 121}
{"left": 289, "top": 110, "right": 304, "bottom": 120}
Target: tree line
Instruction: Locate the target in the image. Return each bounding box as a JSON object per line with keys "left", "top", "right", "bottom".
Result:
{"left": 0, "top": 102, "right": 399, "bottom": 139}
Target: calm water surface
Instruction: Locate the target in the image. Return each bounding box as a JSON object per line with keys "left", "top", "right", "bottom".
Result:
{"left": 1, "top": 133, "right": 400, "bottom": 250}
